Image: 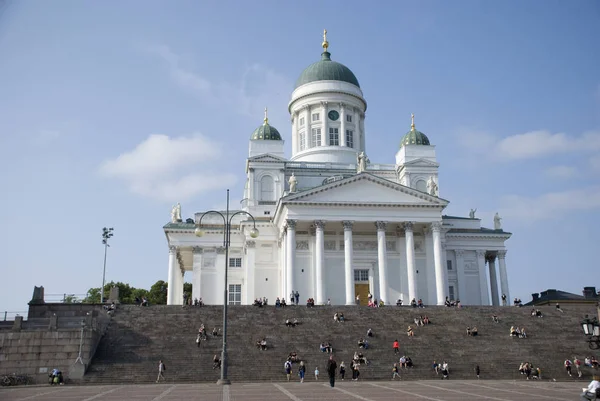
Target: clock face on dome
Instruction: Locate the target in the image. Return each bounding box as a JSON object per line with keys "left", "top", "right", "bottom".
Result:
{"left": 328, "top": 110, "right": 340, "bottom": 121}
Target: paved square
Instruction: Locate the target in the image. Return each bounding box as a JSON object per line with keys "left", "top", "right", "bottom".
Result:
{"left": 0, "top": 380, "right": 586, "bottom": 400}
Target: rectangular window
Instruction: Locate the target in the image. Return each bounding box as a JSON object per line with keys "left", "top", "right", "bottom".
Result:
{"left": 228, "top": 284, "right": 241, "bottom": 305}
{"left": 229, "top": 257, "right": 242, "bottom": 268}
{"left": 312, "top": 113, "right": 320, "bottom": 122}
{"left": 447, "top": 260, "right": 453, "bottom": 270}
{"left": 329, "top": 128, "right": 339, "bottom": 146}
{"left": 299, "top": 131, "right": 306, "bottom": 151}
{"left": 311, "top": 128, "right": 321, "bottom": 147}
{"left": 353, "top": 269, "right": 369, "bottom": 282}
{"left": 448, "top": 286, "right": 455, "bottom": 301}
{"left": 264, "top": 211, "right": 270, "bottom": 215}
{"left": 346, "top": 114, "right": 352, "bottom": 123}
{"left": 299, "top": 117, "right": 305, "bottom": 126}
{"left": 345, "top": 130, "right": 353, "bottom": 148}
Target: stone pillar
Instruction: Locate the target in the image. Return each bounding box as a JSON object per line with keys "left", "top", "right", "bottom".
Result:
{"left": 322, "top": 102, "right": 328, "bottom": 146}
{"left": 304, "top": 105, "right": 311, "bottom": 150}
{"left": 497, "top": 250, "right": 510, "bottom": 305}
{"left": 285, "top": 220, "right": 297, "bottom": 300}
{"left": 431, "top": 222, "right": 447, "bottom": 305}
{"left": 12, "top": 316, "right": 23, "bottom": 332}
{"left": 476, "top": 250, "right": 490, "bottom": 305}
{"left": 487, "top": 253, "right": 499, "bottom": 306}
{"left": 376, "top": 221, "right": 389, "bottom": 305}
{"left": 291, "top": 112, "right": 297, "bottom": 155}
{"left": 167, "top": 246, "right": 178, "bottom": 305}
{"left": 340, "top": 103, "right": 346, "bottom": 147}
{"left": 455, "top": 250, "right": 466, "bottom": 303}
{"left": 314, "top": 221, "right": 325, "bottom": 304}
{"left": 245, "top": 241, "right": 256, "bottom": 305}
{"left": 343, "top": 221, "right": 355, "bottom": 305}
{"left": 281, "top": 229, "right": 287, "bottom": 299}
{"left": 248, "top": 169, "right": 255, "bottom": 206}
{"left": 404, "top": 222, "right": 417, "bottom": 302}
{"left": 178, "top": 266, "right": 185, "bottom": 305}
{"left": 192, "top": 247, "right": 203, "bottom": 302}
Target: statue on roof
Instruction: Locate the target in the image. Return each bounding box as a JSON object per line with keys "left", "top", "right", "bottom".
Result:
{"left": 469, "top": 208, "right": 477, "bottom": 219}
{"left": 171, "top": 203, "right": 182, "bottom": 223}
{"left": 289, "top": 173, "right": 297, "bottom": 193}
{"left": 357, "top": 151, "right": 369, "bottom": 173}
{"left": 426, "top": 176, "right": 438, "bottom": 196}
{"left": 494, "top": 212, "right": 502, "bottom": 230}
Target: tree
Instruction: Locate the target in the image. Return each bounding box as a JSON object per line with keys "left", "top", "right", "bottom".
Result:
{"left": 147, "top": 280, "right": 168, "bottom": 305}
{"left": 63, "top": 294, "right": 81, "bottom": 303}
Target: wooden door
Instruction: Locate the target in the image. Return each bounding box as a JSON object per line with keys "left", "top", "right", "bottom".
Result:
{"left": 354, "top": 284, "right": 369, "bottom": 306}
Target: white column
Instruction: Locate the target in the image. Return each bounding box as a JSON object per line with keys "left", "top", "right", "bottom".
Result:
{"left": 192, "top": 247, "right": 203, "bottom": 302}
{"left": 216, "top": 247, "right": 226, "bottom": 305}
{"left": 376, "top": 221, "right": 389, "bottom": 305}
{"left": 455, "top": 250, "right": 466, "bottom": 304}
{"left": 343, "top": 221, "right": 354, "bottom": 305}
{"left": 476, "top": 250, "right": 490, "bottom": 305}
{"left": 314, "top": 220, "right": 325, "bottom": 304}
{"left": 178, "top": 267, "right": 185, "bottom": 305}
{"left": 488, "top": 253, "right": 499, "bottom": 306}
{"left": 340, "top": 103, "right": 346, "bottom": 147}
{"left": 291, "top": 112, "right": 297, "bottom": 155}
{"left": 167, "top": 245, "right": 178, "bottom": 305}
{"left": 285, "top": 220, "right": 296, "bottom": 301}
{"left": 404, "top": 222, "right": 417, "bottom": 302}
{"left": 497, "top": 250, "right": 510, "bottom": 304}
{"left": 431, "top": 222, "right": 447, "bottom": 305}
{"left": 248, "top": 168, "right": 255, "bottom": 206}
{"left": 304, "top": 105, "right": 311, "bottom": 150}
{"left": 245, "top": 240, "right": 256, "bottom": 305}
{"left": 322, "top": 101, "right": 328, "bottom": 146}
{"left": 280, "top": 231, "right": 286, "bottom": 299}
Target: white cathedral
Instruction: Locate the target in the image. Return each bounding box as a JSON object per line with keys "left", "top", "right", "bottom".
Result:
{"left": 164, "top": 32, "right": 511, "bottom": 307}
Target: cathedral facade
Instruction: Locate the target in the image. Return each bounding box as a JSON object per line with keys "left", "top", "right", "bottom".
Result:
{"left": 164, "top": 32, "right": 511, "bottom": 307}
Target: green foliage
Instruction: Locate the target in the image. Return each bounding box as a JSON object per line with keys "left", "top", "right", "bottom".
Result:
{"left": 63, "top": 294, "right": 81, "bottom": 303}
{"left": 147, "top": 280, "right": 168, "bottom": 305}
{"left": 81, "top": 280, "right": 191, "bottom": 305}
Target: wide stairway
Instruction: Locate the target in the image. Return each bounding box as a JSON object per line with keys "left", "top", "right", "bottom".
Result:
{"left": 83, "top": 303, "right": 597, "bottom": 383}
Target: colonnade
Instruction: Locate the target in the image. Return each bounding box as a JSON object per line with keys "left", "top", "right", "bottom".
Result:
{"left": 282, "top": 219, "right": 449, "bottom": 306}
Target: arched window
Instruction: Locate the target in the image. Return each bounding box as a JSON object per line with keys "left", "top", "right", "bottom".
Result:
{"left": 415, "top": 179, "right": 426, "bottom": 193}
{"left": 261, "top": 175, "right": 274, "bottom": 201}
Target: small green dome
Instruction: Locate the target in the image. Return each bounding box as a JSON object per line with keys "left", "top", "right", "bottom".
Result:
{"left": 251, "top": 122, "right": 282, "bottom": 141}
{"left": 295, "top": 52, "right": 360, "bottom": 89}
{"left": 400, "top": 128, "right": 430, "bottom": 146}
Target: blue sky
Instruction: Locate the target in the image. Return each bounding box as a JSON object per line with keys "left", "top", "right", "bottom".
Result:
{"left": 0, "top": 0, "right": 599, "bottom": 313}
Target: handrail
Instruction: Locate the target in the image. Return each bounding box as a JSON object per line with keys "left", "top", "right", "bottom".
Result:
{"left": 1, "top": 311, "right": 28, "bottom": 321}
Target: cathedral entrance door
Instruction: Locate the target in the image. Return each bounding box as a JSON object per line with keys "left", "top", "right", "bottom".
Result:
{"left": 355, "top": 284, "right": 369, "bottom": 306}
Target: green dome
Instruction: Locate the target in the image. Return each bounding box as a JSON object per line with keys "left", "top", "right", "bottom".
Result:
{"left": 400, "top": 128, "right": 430, "bottom": 146}
{"left": 251, "top": 122, "right": 282, "bottom": 141}
{"left": 294, "top": 52, "right": 360, "bottom": 89}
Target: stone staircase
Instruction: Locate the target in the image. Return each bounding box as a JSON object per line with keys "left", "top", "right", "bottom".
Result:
{"left": 82, "top": 303, "right": 597, "bottom": 383}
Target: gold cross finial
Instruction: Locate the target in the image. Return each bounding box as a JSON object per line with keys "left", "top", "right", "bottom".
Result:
{"left": 322, "top": 29, "right": 329, "bottom": 51}
{"left": 263, "top": 107, "right": 269, "bottom": 125}
{"left": 411, "top": 113, "right": 415, "bottom": 130}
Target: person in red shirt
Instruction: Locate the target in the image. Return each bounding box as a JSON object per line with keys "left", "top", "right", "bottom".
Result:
{"left": 393, "top": 340, "right": 399, "bottom": 354}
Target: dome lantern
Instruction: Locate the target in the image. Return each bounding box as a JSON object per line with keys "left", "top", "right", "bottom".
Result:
{"left": 400, "top": 113, "right": 431, "bottom": 147}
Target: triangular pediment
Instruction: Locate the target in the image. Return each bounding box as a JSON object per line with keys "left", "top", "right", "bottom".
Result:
{"left": 402, "top": 158, "right": 439, "bottom": 167}
{"left": 283, "top": 173, "right": 448, "bottom": 206}
{"left": 248, "top": 154, "right": 287, "bottom": 163}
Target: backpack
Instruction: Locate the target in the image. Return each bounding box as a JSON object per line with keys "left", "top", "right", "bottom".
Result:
{"left": 162, "top": 363, "right": 166, "bottom": 371}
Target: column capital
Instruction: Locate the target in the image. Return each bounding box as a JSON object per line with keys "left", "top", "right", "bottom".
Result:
{"left": 169, "top": 245, "right": 178, "bottom": 254}
{"left": 245, "top": 240, "right": 256, "bottom": 248}
{"left": 475, "top": 250, "right": 486, "bottom": 258}
{"left": 314, "top": 220, "right": 326, "bottom": 230}
{"left": 403, "top": 221, "right": 414, "bottom": 232}
{"left": 321, "top": 100, "right": 328, "bottom": 107}
{"left": 455, "top": 249, "right": 465, "bottom": 258}
{"left": 497, "top": 250, "right": 507, "bottom": 259}
{"left": 339, "top": 102, "right": 345, "bottom": 109}
{"left": 375, "top": 221, "right": 387, "bottom": 231}
{"left": 431, "top": 221, "right": 443, "bottom": 232}
{"left": 192, "top": 246, "right": 204, "bottom": 254}
{"left": 286, "top": 219, "right": 297, "bottom": 229}
{"left": 216, "top": 247, "right": 226, "bottom": 254}
{"left": 342, "top": 220, "right": 354, "bottom": 230}
{"left": 486, "top": 253, "right": 497, "bottom": 263}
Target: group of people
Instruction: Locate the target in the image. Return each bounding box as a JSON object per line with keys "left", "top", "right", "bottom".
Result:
{"left": 518, "top": 361, "right": 541, "bottom": 380}
{"left": 413, "top": 315, "right": 430, "bottom": 326}
{"left": 181, "top": 293, "right": 204, "bottom": 307}
{"left": 466, "top": 326, "right": 479, "bottom": 336}
{"left": 433, "top": 361, "right": 450, "bottom": 379}
{"left": 510, "top": 326, "right": 527, "bottom": 338}
{"left": 444, "top": 297, "right": 461, "bottom": 307}
{"left": 253, "top": 297, "right": 269, "bottom": 306}
{"left": 333, "top": 312, "right": 345, "bottom": 322}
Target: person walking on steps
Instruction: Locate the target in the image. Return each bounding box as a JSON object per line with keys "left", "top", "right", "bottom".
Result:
{"left": 156, "top": 360, "right": 166, "bottom": 383}
{"left": 327, "top": 355, "right": 338, "bottom": 387}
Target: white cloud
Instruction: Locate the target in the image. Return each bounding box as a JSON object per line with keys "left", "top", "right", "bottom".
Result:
{"left": 99, "top": 133, "right": 236, "bottom": 202}
{"left": 497, "top": 186, "right": 600, "bottom": 222}
{"left": 544, "top": 165, "right": 577, "bottom": 179}
{"left": 457, "top": 129, "right": 600, "bottom": 161}
{"left": 144, "top": 44, "right": 292, "bottom": 124}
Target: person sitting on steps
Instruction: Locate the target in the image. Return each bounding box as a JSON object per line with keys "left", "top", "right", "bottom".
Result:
{"left": 212, "top": 354, "right": 221, "bottom": 370}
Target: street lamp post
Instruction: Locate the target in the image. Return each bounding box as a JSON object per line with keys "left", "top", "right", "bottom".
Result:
{"left": 195, "top": 189, "right": 259, "bottom": 385}
{"left": 100, "top": 227, "right": 114, "bottom": 304}
{"left": 581, "top": 303, "right": 600, "bottom": 350}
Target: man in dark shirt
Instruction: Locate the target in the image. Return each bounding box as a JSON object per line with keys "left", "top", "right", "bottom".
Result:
{"left": 327, "top": 355, "right": 338, "bottom": 387}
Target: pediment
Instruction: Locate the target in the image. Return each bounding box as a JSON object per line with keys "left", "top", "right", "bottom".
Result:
{"left": 283, "top": 173, "right": 448, "bottom": 207}
{"left": 248, "top": 154, "right": 287, "bottom": 163}
{"left": 403, "top": 158, "right": 439, "bottom": 167}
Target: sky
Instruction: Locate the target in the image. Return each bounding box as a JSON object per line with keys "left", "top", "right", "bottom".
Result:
{"left": 0, "top": 0, "right": 599, "bottom": 314}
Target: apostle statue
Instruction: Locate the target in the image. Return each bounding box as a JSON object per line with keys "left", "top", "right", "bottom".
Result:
{"left": 171, "top": 203, "right": 182, "bottom": 223}
{"left": 469, "top": 208, "right": 477, "bottom": 219}
{"left": 494, "top": 212, "right": 502, "bottom": 230}
{"left": 357, "top": 151, "right": 369, "bottom": 173}
{"left": 289, "top": 173, "right": 297, "bottom": 193}
{"left": 426, "top": 176, "right": 438, "bottom": 196}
